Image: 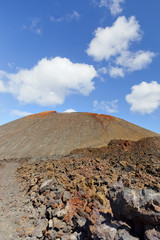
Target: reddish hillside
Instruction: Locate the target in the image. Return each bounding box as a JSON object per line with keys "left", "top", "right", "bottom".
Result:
{"left": 0, "top": 111, "right": 159, "bottom": 158}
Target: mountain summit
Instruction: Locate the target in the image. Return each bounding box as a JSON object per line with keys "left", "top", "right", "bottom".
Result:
{"left": 0, "top": 111, "right": 159, "bottom": 158}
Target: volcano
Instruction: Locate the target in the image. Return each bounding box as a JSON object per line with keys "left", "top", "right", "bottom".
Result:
{"left": 0, "top": 111, "right": 159, "bottom": 158}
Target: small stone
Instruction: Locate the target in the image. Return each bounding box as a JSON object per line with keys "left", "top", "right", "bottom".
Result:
{"left": 47, "top": 230, "right": 57, "bottom": 239}
{"left": 38, "top": 206, "right": 46, "bottom": 217}
{"left": 39, "top": 178, "right": 57, "bottom": 194}
{"left": 77, "top": 216, "right": 87, "bottom": 227}
{"left": 46, "top": 207, "right": 52, "bottom": 219}
{"left": 32, "top": 219, "right": 47, "bottom": 238}
{"left": 50, "top": 185, "right": 55, "bottom": 191}
{"left": 48, "top": 219, "right": 53, "bottom": 229}
{"left": 52, "top": 202, "right": 58, "bottom": 209}
{"left": 28, "top": 237, "right": 37, "bottom": 240}
{"left": 70, "top": 233, "right": 78, "bottom": 240}
{"left": 56, "top": 209, "right": 67, "bottom": 219}
{"left": 51, "top": 208, "right": 59, "bottom": 218}
{"left": 55, "top": 185, "right": 64, "bottom": 193}
{"left": 38, "top": 195, "right": 45, "bottom": 203}
{"left": 61, "top": 235, "right": 71, "bottom": 240}
{"left": 53, "top": 218, "right": 67, "bottom": 230}
{"left": 46, "top": 200, "right": 55, "bottom": 208}
{"left": 63, "top": 191, "right": 72, "bottom": 203}
{"left": 85, "top": 206, "right": 92, "bottom": 213}
{"left": 63, "top": 224, "right": 72, "bottom": 233}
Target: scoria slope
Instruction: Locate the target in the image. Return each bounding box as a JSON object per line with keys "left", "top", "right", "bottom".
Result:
{"left": 0, "top": 111, "right": 159, "bottom": 158}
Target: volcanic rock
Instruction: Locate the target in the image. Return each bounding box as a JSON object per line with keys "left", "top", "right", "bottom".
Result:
{"left": 144, "top": 225, "right": 160, "bottom": 240}
{"left": 0, "top": 111, "right": 159, "bottom": 158}
{"left": 109, "top": 186, "right": 160, "bottom": 226}
{"left": 109, "top": 184, "right": 160, "bottom": 238}
{"left": 32, "top": 219, "right": 47, "bottom": 238}
{"left": 1, "top": 111, "right": 160, "bottom": 239}
{"left": 115, "top": 228, "right": 139, "bottom": 240}
{"left": 39, "top": 177, "right": 57, "bottom": 193}
{"left": 1, "top": 135, "right": 158, "bottom": 239}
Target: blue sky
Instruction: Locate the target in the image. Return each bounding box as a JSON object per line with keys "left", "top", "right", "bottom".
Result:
{"left": 0, "top": 0, "right": 160, "bottom": 133}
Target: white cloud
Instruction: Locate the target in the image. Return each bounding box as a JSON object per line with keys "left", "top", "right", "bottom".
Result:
{"left": 50, "top": 16, "right": 64, "bottom": 23}
{"left": 23, "top": 18, "right": 42, "bottom": 35}
{"left": 97, "top": 67, "right": 107, "bottom": 81}
{"left": 99, "top": 0, "right": 125, "bottom": 16}
{"left": 31, "top": 18, "right": 41, "bottom": 35}
{"left": 87, "top": 16, "right": 141, "bottom": 61}
{"left": 66, "top": 11, "right": 81, "bottom": 21}
{"left": 87, "top": 16, "right": 155, "bottom": 78}
{"left": 116, "top": 50, "right": 155, "bottom": 72}
{"left": 11, "top": 109, "right": 32, "bottom": 117}
{"left": 0, "top": 71, "right": 7, "bottom": 92}
{"left": 0, "top": 81, "right": 6, "bottom": 92}
{"left": 93, "top": 99, "right": 118, "bottom": 113}
{"left": 63, "top": 109, "right": 77, "bottom": 113}
{"left": 0, "top": 57, "right": 97, "bottom": 106}
{"left": 98, "top": 67, "right": 107, "bottom": 74}
{"left": 8, "top": 62, "right": 15, "bottom": 68}
{"left": 126, "top": 81, "right": 160, "bottom": 114}
{"left": 109, "top": 66, "right": 124, "bottom": 78}
{"left": 50, "top": 11, "right": 81, "bottom": 23}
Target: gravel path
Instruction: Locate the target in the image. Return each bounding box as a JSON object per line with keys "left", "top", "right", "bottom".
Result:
{"left": 0, "top": 162, "right": 38, "bottom": 240}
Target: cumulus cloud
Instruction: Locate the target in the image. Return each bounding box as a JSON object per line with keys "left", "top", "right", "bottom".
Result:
{"left": 99, "top": 0, "right": 125, "bottom": 16}
{"left": 109, "top": 66, "right": 124, "bottom": 78}
{"left": 93, "top": 99, "right": 118, "bottom": 113}
{"left": 0, "top": 57, "right": 97, "bottom": 106}
{"left": 11, "top": 109, "right": 32, "bottom": 117}
{"left": 63, "top": 109, "right": 77, "bottom": 113}
{"left": 126, "top": 81, "right": 160, "bottom": 114}
{"left": 97, "top": 67, "right": 107, "bottom": 81}
{"left": 87, "top": 16, "right": 141, "bottom": 61}
{"left": 0, "top": 81, "right": 6, "bottom": 92}
{"left": 87, "top": 16, "right": 155, "bottom": 78}
{"left": 116, "top": 50, "right": 155, "bottom": 72}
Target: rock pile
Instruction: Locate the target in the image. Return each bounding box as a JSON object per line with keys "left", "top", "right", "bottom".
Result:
{"left": 17, "top": 170, "right": 139, "bottom": 239}
{"left": 14, "top": 137, "right": 160, "bottom": 239}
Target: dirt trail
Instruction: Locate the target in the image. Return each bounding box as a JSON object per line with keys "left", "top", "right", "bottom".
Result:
{"left": 0, "top": 162, "right": 37, "bottom": 240}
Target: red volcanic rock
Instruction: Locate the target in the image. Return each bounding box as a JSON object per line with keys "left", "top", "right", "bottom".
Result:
{"left": 0, "top": 111, "right": 159, "bottom": 158}
{"left": 29, "top": 111, "right": 57, "bottom": 119}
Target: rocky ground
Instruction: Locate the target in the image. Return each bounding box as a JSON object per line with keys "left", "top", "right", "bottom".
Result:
{"left": 0, "top": 162, "right": 39, "bottom": 240}
{"left": 0, "top": 136, "right": 160, "bottom": 239}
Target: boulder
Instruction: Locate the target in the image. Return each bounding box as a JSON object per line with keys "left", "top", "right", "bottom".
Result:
{"left": 109, "top": 185, "right": 160, "bottom": 226}
{"left": 144, "top": 225, "right": 160, "bottom": 240}
{"left": 93, "top": 224, "right": 117, "bottom": 240}
{"left": 115, "top": 229, "right": 139, "bottom": 240}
